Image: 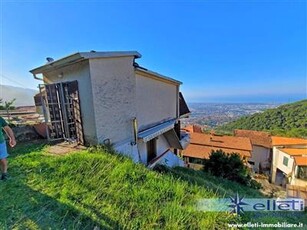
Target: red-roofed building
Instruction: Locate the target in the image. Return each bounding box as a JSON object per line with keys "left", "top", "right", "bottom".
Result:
{"left": 234, "top": 129, "right": 272, "bottom": 173}
{"left": 181, "top": 132, "right": 252, "bottom": 170}
{"left": 270, "top": 136, "right": 307, "bottom": 187}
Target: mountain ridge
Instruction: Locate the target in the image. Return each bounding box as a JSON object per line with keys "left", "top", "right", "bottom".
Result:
{"left": 217, "top": 100, "right": 307, "bottom": 138}
{"left": 0, "top": 84, "right": 38, "bottom": 106}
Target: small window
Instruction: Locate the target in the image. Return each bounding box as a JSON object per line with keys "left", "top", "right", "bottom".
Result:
{"left": 283, "top": 156, "right": 289, "bottom": 167}
{"left": 189, "top": 157, "right": 205, "bottom": 165}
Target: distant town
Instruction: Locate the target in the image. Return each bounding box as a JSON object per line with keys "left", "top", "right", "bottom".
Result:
{"left": 183, "top": 103, "right": 280, "bottom": 128}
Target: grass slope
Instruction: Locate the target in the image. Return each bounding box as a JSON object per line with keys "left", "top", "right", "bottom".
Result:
{"left": 217, "top": 100, "right": 307, "bottom": 137}
{"left": 0, "top": 142, "right": 306, "bottom": 229}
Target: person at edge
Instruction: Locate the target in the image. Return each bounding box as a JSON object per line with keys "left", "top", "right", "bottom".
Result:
{"left": 0, "top": 116, "right": 16, "bottom": 180}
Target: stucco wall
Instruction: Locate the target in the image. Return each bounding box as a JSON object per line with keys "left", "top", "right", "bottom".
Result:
{"left": 291, "top": 177, "right": 307, "bottom": 187}
{"left": 273, "top": 148, "right": 294, "bottom": 175}
{"left": 135, "top": 72, "right": 178, "bottom": 130}
{"left": 42, "top": 60, "right": 97, "bottom": 144}
{"left": 250, "top": 145, "right": 270, "bottom": 172}
{"left": 89, "top": 57, "right": 137, "bottom": 145}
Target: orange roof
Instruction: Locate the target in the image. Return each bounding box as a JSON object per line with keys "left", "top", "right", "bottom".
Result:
{"left": 279, "top": 148, "right": 307, "bottom": 156}
{"left": 271, "top": 136, "right": 307, "bottom": 146}
{"left": 182, "top": 132, "right": 252, "bottom": 159}
{"left": 190, "top": 133, "right": 252, "bottom": 151}
{"left": 182, "top": 125, "right": 194, "bottom": 133}
{"left": 183, "top": 144, "right": 251, "bottom": 159}
{"left": 294, "top": 156, "right": 307, "bottom": 166}
{"left": 234, "top": 129, "right": 271, "bottom": 148}
{"left": 182, "top": 124, "right": 202, "bottom": 133}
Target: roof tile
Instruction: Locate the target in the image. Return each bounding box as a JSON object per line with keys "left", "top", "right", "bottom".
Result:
{"left": 271, "top": 136, "right": 307, "bottom": 146}
{"left": 183, "top": 133, "right": 252, "bottom": 159}
{"left": 294, "top": 156, "right": 307, "bottom": 166}
{"left": 234, "top": 129, "right": 271, "bottom": 148}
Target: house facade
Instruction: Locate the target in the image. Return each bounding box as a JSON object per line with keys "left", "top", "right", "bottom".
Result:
{"left": 270, "top": 136, "right": 307, "bottom": 187}
{"left": 234, "top": 129, "right": 272, "bottom": 173}
{"left": 30, "top": 51, "right": 190, "bottom": 167}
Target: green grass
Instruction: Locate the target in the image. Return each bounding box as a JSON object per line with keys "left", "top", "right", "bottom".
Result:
{"left": 0, "top": 141, "right": 306, "bottom": 229}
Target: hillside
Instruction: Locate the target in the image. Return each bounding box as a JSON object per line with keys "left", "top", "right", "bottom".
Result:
{"left": 1, "top": 141, "right": 306, "bottom": 229}
{"left": 0, "top": 84, "right": 38, "bottom": 106}
{"left": 217, "top": 100, "right": 307, "bottom": 138}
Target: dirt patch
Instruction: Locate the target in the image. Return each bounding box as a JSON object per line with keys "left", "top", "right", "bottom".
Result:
{"left": 46, "top": 141, "right": 87, "bottom": 155}
{"left": 254, "top": 174, "right": 286, "bottom": 198}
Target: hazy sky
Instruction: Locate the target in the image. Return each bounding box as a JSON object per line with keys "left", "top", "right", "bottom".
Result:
{"left": 1, "top": 0, "right": 306, "bottom": 103}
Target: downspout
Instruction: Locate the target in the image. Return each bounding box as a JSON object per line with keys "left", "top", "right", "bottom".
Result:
{"left": 32, "top": 73, "right": 43, "bottom": 81}
{"left": 32, "top": 73, "right": 52, "bottom": 84}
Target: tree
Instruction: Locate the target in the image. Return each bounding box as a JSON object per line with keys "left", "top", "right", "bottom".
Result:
{"left": 203, "top": 150, "right": 261, "bottom": 188}
{"left": 3, "top": 99, "right": 16, "bottom": 121}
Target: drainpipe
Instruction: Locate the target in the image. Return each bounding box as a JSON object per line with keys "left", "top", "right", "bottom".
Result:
{"left": 32, "top": 73, "right": 43, "bottom": 81}
{"left": 32, "top": 73, "right": 52, "bottom": 84}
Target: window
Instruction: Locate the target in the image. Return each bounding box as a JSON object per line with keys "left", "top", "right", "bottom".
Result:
{"left": 297, "top": 166, "right": 307, "bottom": 181}
{"left": 283, "top": 156, "right": 289, "bottom": 167}
{"left": 189, "top": 157, "right": 205, "bottom": 165}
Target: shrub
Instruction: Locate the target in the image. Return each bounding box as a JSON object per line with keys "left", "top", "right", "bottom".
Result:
{"left": 203, "top": 150, "right": 261, "bottom": 189}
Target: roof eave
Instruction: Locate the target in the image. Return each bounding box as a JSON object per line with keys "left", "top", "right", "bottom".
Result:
{"left": 30, "top": 51, "right": 142, "bottom": 75}
{"left": 30, "top": 53, "right": 83, "bottom": 75}
{"left": 80, "top": 51, "right": 141, "bottom": 59}
{"left": 135, "top": 68, "right": 182, "bottom": 85}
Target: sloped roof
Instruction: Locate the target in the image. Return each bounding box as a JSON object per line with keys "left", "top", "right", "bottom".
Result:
{"left": 271, "top": 136, "right": 307, "bottom": 146}
{"left": 183, "top": 144, "right": 251, "bottom": 159}
{"left": 182, "top": 125, "right": 194, "bottom": 133}
{"left": 294, "top": 156, "right": 307, "bottom": 166}
{"left": 179, "top": 92, "right": 190, "bottom": 117}
{"left": 234, "top": 129, "right": 271, "bottom": 148}
{"left": 279, "top": 148, "right": 307, "bottom": 156}
{"left": 30, "top": 51, "right": 141, "bottom": 74}
{"left": 182, "top": 133, "right": 252, "bottom": 159}
{"left": 135, "top": 68, "right": 182, "bottom": 85}
{"left": 182, "top": 125, "right": 202, "bottom": 133}
{"left": 30, "top": 51, "right": 183, "bottom": 86}
{"left": 190, "top": 133, "right": 252, "bottom": 151}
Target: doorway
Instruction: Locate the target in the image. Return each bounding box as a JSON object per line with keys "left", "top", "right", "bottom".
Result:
{"left": 147, "top": 138, "right": 157, "bottom": 164}
{"left": 39, "top": 81, "right": 84, "bottom": 145}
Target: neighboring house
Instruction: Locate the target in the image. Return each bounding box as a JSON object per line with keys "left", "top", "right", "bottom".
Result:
{"left": 234, "top": 129, "right": 272, "bottom": 173}
{"left": 30, "top": 51, "right": 190, "bottom": 168}
{"left": 270, "top": 136, "right": 307, "bottom": 187}
{"left": 182, "top": 130, "right": 252, "bottom": 170}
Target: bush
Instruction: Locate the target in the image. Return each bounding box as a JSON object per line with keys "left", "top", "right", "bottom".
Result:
{"left": 203, "top": 150, "right": 260, "bottom": 188}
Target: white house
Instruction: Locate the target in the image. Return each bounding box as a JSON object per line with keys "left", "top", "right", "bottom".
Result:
{"left": 270, "top": 136, "right": 307, "bottom": 187}
{"left": 234, "top": 129, "right": 272, "bottom": 173}
{"left": 30, "top": 51, "right": 190, "bottom": 168}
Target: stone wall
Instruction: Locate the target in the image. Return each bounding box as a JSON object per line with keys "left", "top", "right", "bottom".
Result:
{"left": 10, "top": 125, "right": 42, "bottom": 142}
